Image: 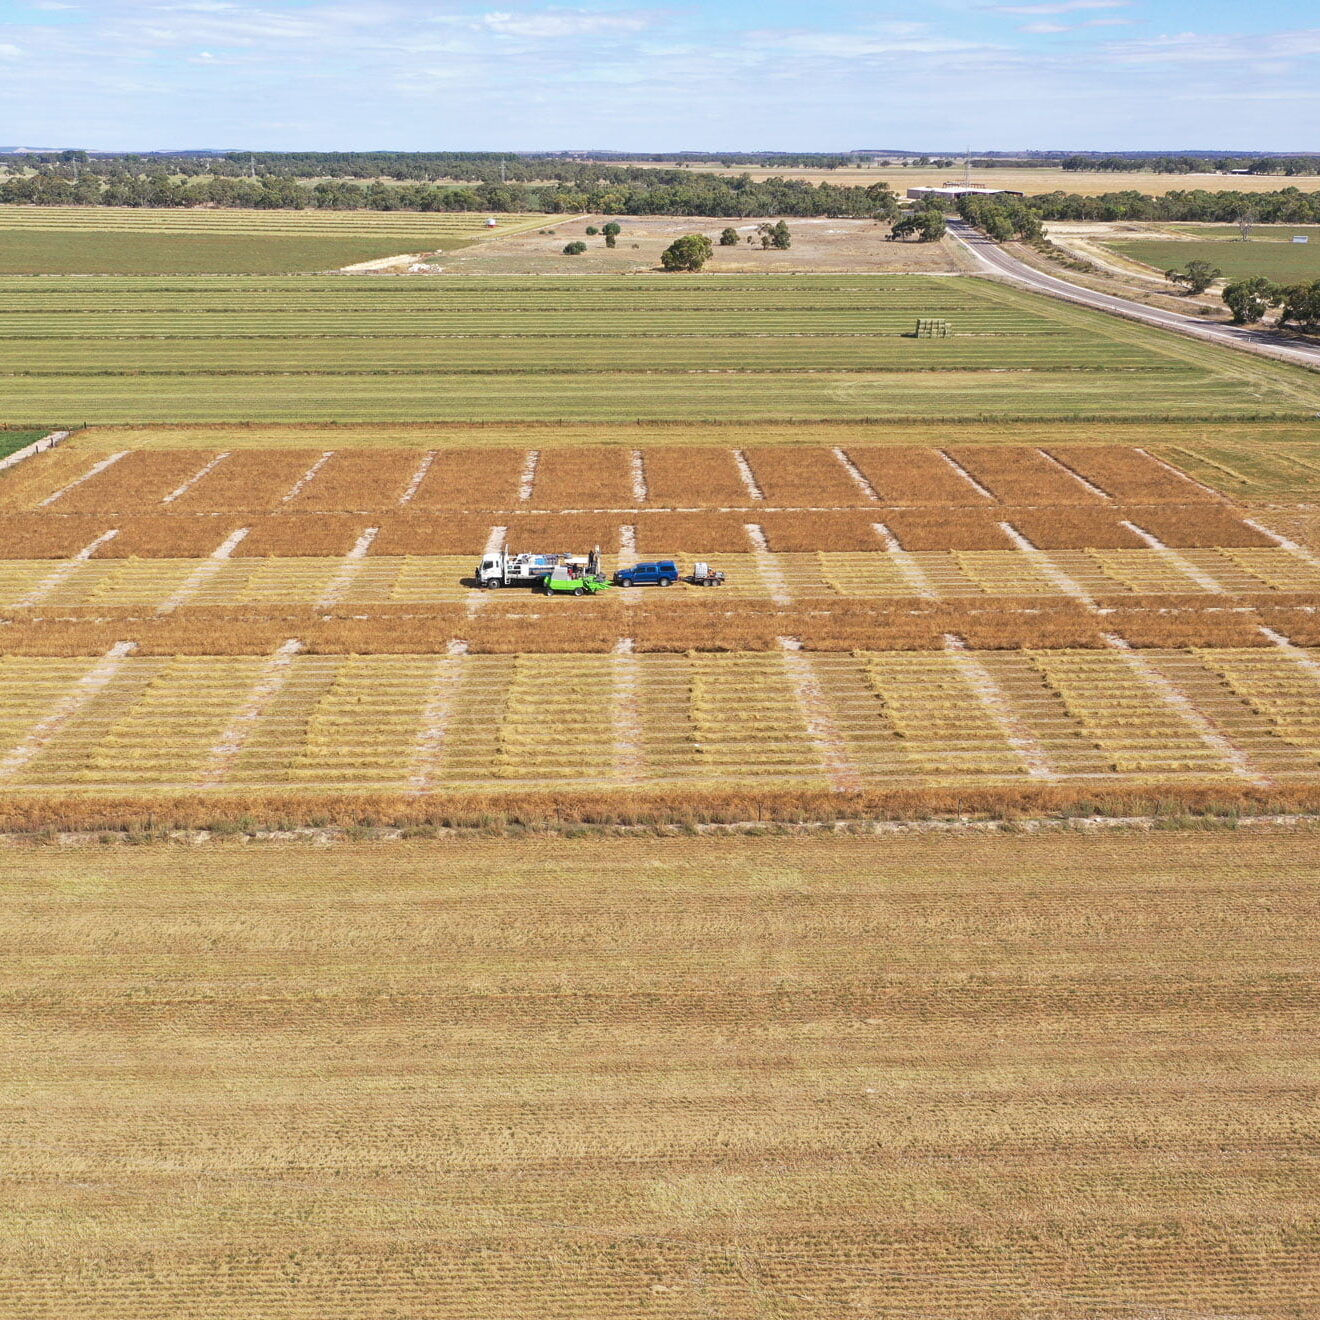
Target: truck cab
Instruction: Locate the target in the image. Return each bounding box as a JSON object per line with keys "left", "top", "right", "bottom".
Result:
{"left": 614, "top": 559, "right": 679, "bottom": 587}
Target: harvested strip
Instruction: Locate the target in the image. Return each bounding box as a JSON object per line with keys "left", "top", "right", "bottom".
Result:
{"left": 999, "top": 522, "right": 1095, "bottom": 607}
{"left": 612, "top": 638, "right": 645, "bottom": 784}
{"left": 635, "top": 512, "right": 750, "bottom": 554}
{"left": 1036, "top": 448, "right": 1112, "bottom": 500}
{"left": 529, "top": 447, "right": 634, "bottom": 509}
{"left": 162, "top": 451, "right": 231, "bottom": 505}
{"left": 943, "top": 633, "right": 1054, "bottom": 779}
{"left": 98, "top": 515, "right": 247, "bottom": 559}
{"left": 407, "top": 448, "right": 524, "bottom": 510}
{"left": 873, "top": 522, "right": 936, "bottom": 597}
{"left": 619, "top": 524, "right": 637, "bottom": 556}
{"left": 833, "top": 447, "right": 880, "bottom": 502}
{"left": 847, "top": 446, "right": 995, "bottom": 505}
{"left": 630, "top": 451, "right": 648, "bottom": 503}
{"left": 1120, "top": 521, "right": 1228, "bottom": 592}
{"left": 937, "top": 451, "right": 995, "bottom": 501}
{"left": 283, "top": 449, "right": 419, "bottom": 511}
{"left": 54, "top": 450, "right": 220, "bottom": 513}
{"left": 236, "top": 515, "right": 373, "bottom": 558}
{"left": 156, "top": 527, "right": 250, "bottom": 612}
{"left": 279, "top": 451, "right": 335, "bottom": 504}
{"left": 518, "top": 449, "right": 539, "bottom": 501}
{"left": 16, "top": 530, "right": 120, "bottom": 606}
{"left": 1007, "top": 508, "right": 1144, "bottom": 550}
{"left": 1259, "top": 625, "right": 1320, "bottom": 679}
{"left": 948, "top": 447, "right": 1105, "bottom": 505}
{"left": 758, "top": 511, "right": 880, "bottom": 552}
{"left": 1137, "top": 447, "right": 1226, "bottom": 499}
{"left": 778, "top": 637, "right": 860, "bottom": 790}
{"left": 733, "top": 450, "right": 765, "bottom": 501}
{"left": 1130, "top": 507, "right": 1273, "bottom": 549}
{"left": 745, "top": 523, "right": 792, "bottom": 605}
{"left": 199, "top": 639, "right": 304, "bottom": 786}
{"left": 316, "top": 526, "right": 381, "bottom": 608}
{"left": 642, "top": 447, "right": 748, "bottom": 506}
{"left": 1241, "top": 517, "right": 1320, "bottom": 571}
{"left": 1103, "top": 633, "right": 1270, "bottom": 785}
{"left": 0, "top": 641, "right": 137, "bottom": 782}
{"left": 1051, "top": 447, "right": 1215, "bottom": 504}
{"left": 397, "top": 450, "right": 436, "bottom": 505}
{"left": 374, "top": 514, "right": 495, "bottom": 556}
{"left": 168, "top": 450, "right": 326, "bottom": 513}
{"left": 409, "top": 646, "right": 467, "bottom": 790}
{"left": 884, "top": 510, "right": 1013, "bottom": 551}
{"left": 742, "top": 447, "right": 861, "bottom": 506}
{"left": 37, "top": 451, "right": 129, "bottom": 508}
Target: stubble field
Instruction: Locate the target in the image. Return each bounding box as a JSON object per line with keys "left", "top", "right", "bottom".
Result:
{"left": 3, "top": 829, "right": 1317, "bottom": 1320}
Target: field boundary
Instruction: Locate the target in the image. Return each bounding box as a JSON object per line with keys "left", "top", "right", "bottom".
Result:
{"left": 0, "top": 428, "right": 68, "bottom": 472}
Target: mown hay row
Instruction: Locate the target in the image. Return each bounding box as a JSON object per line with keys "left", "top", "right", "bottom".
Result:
{"left": 1048, "top": 446, "right": 1214, "bottom": 503}
{"left": 948, "top": 446, "right": 1105, "bottom": 505}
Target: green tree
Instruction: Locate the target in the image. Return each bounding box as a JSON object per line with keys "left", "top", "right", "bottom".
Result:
{"left": 889, "top": 210, "right": 945, "bottom": 242}
{"left": 1165, "top": 260, "right": 1221, "bottom": 294}
{"left": 771, "top": 219, "right": 791, "bottom": 248}
{"left": 719, "top": 226, "right": 740, "bottom": 246}
{"left": 584, "top": 225, "right": 599, "bottom": 235}
{"left": 563, "top": 240, "right": 587, "bottom": 255}
{"left": 661, "top": 234, "right": 714, "bottom": 271}
{"left": 1222, "top": 276, "right": 1282, "bottom": 324}
{"left": 602, "top": 221, "right": 621, "bottom": 248}
{"left": 1279, "top": 279, "right": 1320, "bottom": 332}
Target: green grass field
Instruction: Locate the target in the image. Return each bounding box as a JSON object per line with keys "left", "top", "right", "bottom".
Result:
{"left": 0, "top": 274, "right": 1315, "bottom": 423}
{"left": 0, "top": 208, "right": 547, "bottom": 275}
{"left": 0, "top": 428, "right": 47, "bottom": 459}
{"left": 1110, "top": 238, "right": 1320, "bottom": 283}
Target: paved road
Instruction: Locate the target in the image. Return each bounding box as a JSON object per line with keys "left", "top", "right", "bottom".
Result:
{"left": 948, "top": 220, "right": 1320, "bottom": 375}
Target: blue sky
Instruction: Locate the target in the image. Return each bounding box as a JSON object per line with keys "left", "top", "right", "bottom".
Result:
{"left": 0, "top": 0, "right": 1315, "bottom": 151}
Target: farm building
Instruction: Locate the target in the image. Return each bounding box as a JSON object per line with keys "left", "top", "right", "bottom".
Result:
{"left": 906, "top": 184, "right": 1025, "bottom": 200}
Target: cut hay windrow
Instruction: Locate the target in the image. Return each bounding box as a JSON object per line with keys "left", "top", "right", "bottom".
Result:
{"left": 155, "top": 527, "right": 250, "bottom": 612}
{"left": 998, "top": 522, "right": 1096, "bottom": 607}
{"left": 15, "top": 530, "right": 119, "bottom": 606}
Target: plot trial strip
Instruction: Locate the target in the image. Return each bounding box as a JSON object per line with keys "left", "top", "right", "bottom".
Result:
{"left": 6, "top": 646, "right": 1320, "bottom": 792}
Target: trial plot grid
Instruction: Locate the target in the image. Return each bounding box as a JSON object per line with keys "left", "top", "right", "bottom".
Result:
{"left": 5, "top": 646, "right": 1320, "bottom": 792}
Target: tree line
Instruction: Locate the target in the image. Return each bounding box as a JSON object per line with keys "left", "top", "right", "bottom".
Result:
{"left": 0, "top": 166, "right": 900, "bottom": 219}
{"left": 1062, "top": 155, "right": 1320, "bottom": 177}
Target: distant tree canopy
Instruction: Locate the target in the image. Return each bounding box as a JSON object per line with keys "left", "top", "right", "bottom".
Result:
{"left": 1222, "top": 277, "right": 1284, "bottom": 325}
{"left": 1280, "top": 280, "right": 1320, "bottom": 332}
{"left": 955, "top": 194, "right": 1040, "bottom": 241}
{"left": 890, "top": 210, "right": 946, "bottom": 242}
{"left": 661, "top": 234, "right": 714, "bottom": 272}
{"left": 1061, "top": 154, "right": 1320, "bottom": 176}
{"left": 718, "top": 226, "right": 740, "bottom": 246}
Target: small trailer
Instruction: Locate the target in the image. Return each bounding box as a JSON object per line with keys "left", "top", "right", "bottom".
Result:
{"left": 688, "top": 561, "right": 726, "bottom": 587}
{"left": 475, "top": 548, "right": 588, "bottom": 589}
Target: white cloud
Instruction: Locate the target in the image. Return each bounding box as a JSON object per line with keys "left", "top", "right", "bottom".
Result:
{"left": 479, "top": 10, "right": 655, "bottom": 39}
{"left": 993, "top": 0, "right": 1126, "bottom": 13}
{"left": 1019, "top": 22, "right": 1067, "bottom": 34}
{"left": 0, "top": 43, "right": 24, "bottom": 58}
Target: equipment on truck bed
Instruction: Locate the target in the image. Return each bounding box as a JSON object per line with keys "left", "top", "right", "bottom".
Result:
{"left": 476, "top": 547, "right": 588, "bottom": 588}
{"left": 544, "top": 562, "right": 612, "bottom": 596}
{"left": 689, "top": 561, "right": 726, "bottom": 587}
{"left": 614, "top": 559, "right": 679, "bottom": 587}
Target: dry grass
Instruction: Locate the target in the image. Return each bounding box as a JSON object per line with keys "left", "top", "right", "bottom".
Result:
{"left": 0, "top": 514, "right": 113, "bottom": 558}
{"left": 742, "top": 446, "right": 862, "bottom": 506}
{"left": 47, "top": 450, "right": 219, "bottom": 513}
{"left": 528, "top": 446, "right": 635, "bottom": 509}
{"left": 758, "top": 512, "right": 880, "bottom": 552}
{"left": 234, "top": 516, "right": 373, "bottom": 558}
{"left": 845, "top": 446, "right": 990, "bottom": 504}
{"left": 98, "top": 516, "right": 244, "bottom": 559}
{"left": 1128, "top": 507, "right": 1274, "bottom": 548}
{"left": 166, "top": 449, "right": 325, "bottom": 513}
{"left": 634, "top": 513, "right": 750, "bottom": 554}
{"left": 947, "top": 446, "right": 1105, "bottom": 504}
{"left": 1047, "top": 446, "right": 1214, "bottom": 503}
{"left": 372, "top": 515, "right": 500, "bottom": 556}
{"left": 641, "top": 446, "right": 749, "bottom": 506}
{"left": 883, "top": 511, "right": 1013, "bottom": 550}
{"left": 406, "top": 447, "right": 526, "bottom": 510}
{"left": 1, "top": 833, "right": 1318, "bottom": 1316}
{"left": 281, "top": 449, "right": 420, "bottom": 510}
{"left": 1006, "top": 509, "right": 1145, "bottom": 549}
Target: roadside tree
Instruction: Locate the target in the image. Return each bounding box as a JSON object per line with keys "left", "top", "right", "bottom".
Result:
{"left": 1165, "top": 260, "right": 1221, "bottom": 294}
{"left": 661, "top": 234, "right": 714, "bottom": 271}
{"left": 1222, "top": 277, "right": 1282, "bottom": 324}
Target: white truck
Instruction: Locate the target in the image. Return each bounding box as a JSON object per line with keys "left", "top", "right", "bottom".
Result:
{"left": 475, "top": 548, "right": 590, "bottom": 589}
